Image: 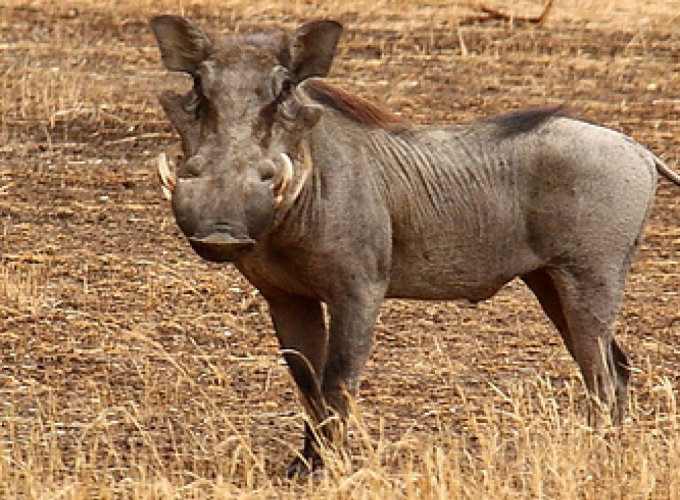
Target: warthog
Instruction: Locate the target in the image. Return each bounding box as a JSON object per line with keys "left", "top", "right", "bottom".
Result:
{"left": 150, "top": 16, "right": 680, "bottom": 475}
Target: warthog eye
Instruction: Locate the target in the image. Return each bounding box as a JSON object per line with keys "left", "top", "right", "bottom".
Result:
{"left": 277, "top": 79, "right": 292, "bottom": 101}
{"left": 273, "top": 79, "right": 299, "bottom": 123}
{"left": 182, "top": 74, "right": 207, "bottom": 119}
{"left": 271, "top": 70, "right": 293, "bottom": 106}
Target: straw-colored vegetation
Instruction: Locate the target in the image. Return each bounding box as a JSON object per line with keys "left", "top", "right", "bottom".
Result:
{"left": 1, "top": 0, "right": 679, "bottom": 498}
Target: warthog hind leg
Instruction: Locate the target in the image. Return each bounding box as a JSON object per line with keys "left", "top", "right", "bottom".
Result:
{"left": 524, "top": 265, "right": 630, "bottom": 423}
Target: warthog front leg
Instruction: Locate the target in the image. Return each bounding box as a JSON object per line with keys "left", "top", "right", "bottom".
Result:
{"left": 318, "top": 286, "right": 387, "bottom": 463}
{"left": 323, "top": 293, "right": 384, "bottom": 417}
{"left": 266, "top": 295, "right": 330, "bottom": 476}
{"left": 268, "top": 285, "right": 386, "bottom": 477}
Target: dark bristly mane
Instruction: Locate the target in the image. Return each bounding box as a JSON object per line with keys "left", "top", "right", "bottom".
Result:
{"left": 303, "top": 78, "right": 565, "bottom": 138}
{"left": 485, "top": 105, "right": 568, "bottom": 138}
{"left": 304, "top": 79, "right": 412, "bottom": 132}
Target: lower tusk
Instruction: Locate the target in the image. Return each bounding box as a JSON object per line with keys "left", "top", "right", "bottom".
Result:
{"left": 273, "top": 153, "right": 294, "bottom": 208}
{"left": 288, "top": 144, "right": 312, "bottom": 204}
{"left": 157, "top": 153, "right": 177, "bottom": 201}
{"left": 161, "top": 185, "right": 173, "bottom": 201}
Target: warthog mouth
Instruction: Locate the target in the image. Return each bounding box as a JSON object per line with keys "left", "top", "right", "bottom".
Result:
{"left": 188, "top": 232, "right": 256, "bottom": 262}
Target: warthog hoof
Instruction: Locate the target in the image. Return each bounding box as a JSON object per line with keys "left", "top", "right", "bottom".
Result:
{"left": 284, "top": 454, "right": 324, "bottom": 479}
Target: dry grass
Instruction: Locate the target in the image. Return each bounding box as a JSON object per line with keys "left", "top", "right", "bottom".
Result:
{"left": 1, "top": 0, "right": 679, "bottom": 498}
{"left": 2, "top": 369, "right": 680, "bottom": 498}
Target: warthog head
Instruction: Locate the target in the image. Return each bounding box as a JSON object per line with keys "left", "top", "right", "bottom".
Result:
{"left": 151, "top": 16, "right": 342, "bottom": 262}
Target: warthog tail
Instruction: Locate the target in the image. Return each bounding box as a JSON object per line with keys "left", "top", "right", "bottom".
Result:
{"left": 655, "top": 157, "right": 680, "bottom": 186}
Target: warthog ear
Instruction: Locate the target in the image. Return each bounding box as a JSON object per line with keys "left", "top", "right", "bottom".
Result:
{"left": 288, "top": 20, "right": 343, "bottom": 82}
{"left": 150, "top": 15, "right": 212, "bottom": 74}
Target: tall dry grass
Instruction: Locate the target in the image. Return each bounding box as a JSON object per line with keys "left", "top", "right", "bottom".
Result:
{"left": 2, "top": 367, "right": 680, "bottom": 499}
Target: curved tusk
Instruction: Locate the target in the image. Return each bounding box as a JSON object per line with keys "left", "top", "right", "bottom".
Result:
{"left": 157, "top": 153, "right": 177, "bottom": 201}
{"left": 287, "top": 143, "right": 313, "bottom": 204}
{"left": 273, "top": 152, "right": 294, "bottom": 207}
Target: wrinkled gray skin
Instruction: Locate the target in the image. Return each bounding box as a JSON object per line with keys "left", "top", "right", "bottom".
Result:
{"left": 150, "top": 16, "right": 680, "bottom": 476}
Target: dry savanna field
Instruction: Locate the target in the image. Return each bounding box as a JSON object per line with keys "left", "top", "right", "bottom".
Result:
{"left": 1, "top": 0, "right": 680, "bottom": 498}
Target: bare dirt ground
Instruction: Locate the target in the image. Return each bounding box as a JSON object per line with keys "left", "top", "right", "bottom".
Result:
{"left": 1, "top": 0, "right": 679, "bottom": 490}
